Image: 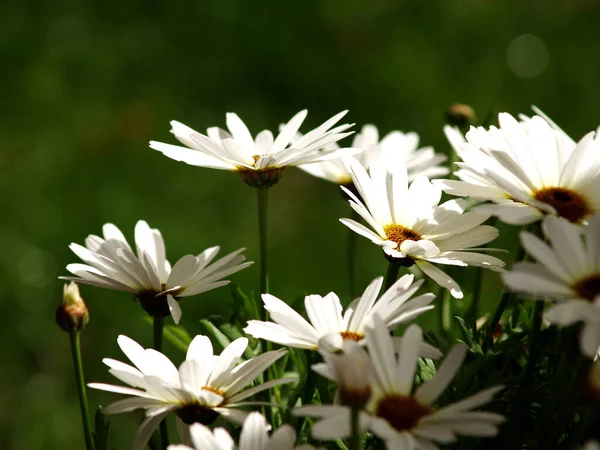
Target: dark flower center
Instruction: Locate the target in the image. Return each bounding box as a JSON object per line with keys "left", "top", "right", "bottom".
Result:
{"left": 375, "top": 394, "right": 433, "bottom": 432}
{"left": 137, "top": 291, "right": 170, "bottom": 317}
{"left": 238, "top": 156, "right": 286, "bottom": 188}
{"left": 572, "top": 274, "right": 600, "bottom": 302}
{"left": 533, "top": 187, "right": 590, "bottom": 223}
{"left": 175, "top": 403, "right": 220, "bottom": 425}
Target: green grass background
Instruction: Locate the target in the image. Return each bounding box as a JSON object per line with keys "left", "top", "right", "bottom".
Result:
{"left": 2, "top": 0, "right": 600, "bottom": 448}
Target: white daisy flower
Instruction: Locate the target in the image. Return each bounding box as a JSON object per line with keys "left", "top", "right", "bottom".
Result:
{"left": 437, "top": 110, "right": 600, "bottom": 225}
{"left": 244, "top": 275, "right": 437, "bottom": 353}
{"left": 298, "top": 124, "right": 448, "bottom": 185}
{"left": 339, "top": 155, "right": 505, "bottom": 299}
{"left": 294, "top": 317, "right": 505, "bottom": 449}
{"left": 584, "top": 441, "right": 600, "bottom": 450}
{"left": 89, "top": 335, "right": 295, "bottom": 450}
{"left": 168, "top": 412, "right": 319, "bottom": 450}
{"left": 150, "top": 110, "right": 354, "bottom": 187}
{"left": 503, "top": 214, "right": 600, "bottom": 358}
{"left": 60, "top": 220, "right": 252, "bottom": 323}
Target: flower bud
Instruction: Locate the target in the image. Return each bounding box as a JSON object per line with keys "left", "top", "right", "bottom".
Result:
{"left": 445, "top": 103, "right": 476, "bottom": 129}
{"left": 584, "top": 358, "right": 600, "bottom": 403}
{"left": 56, "top": 282, "right": 89, "bottom": 332}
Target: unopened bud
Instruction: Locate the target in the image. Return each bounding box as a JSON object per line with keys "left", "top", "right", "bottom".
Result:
{"left": 56, "top": 282, "right": 89, "bottom": 332}
{"left": 584, "top": 358, "right": 600, "bottom": 403}
{"left": 445, "top": 103, "right": 476, "bottom": 129}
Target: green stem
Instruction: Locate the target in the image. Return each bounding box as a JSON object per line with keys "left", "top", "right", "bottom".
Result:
{"left": 467, "top": 267, "right": 483, "bottom": 328}
{"left": 295, "top": 353, "right": 319, "bottom": 435}
{"left": 152, "top": 316, "right": 169, "bottom": 449}
{"left": 257, "top": 186, "right": 269, "bottom": 298}
{"left": 483, "top": 241, "right": 527, "bottom": 352}
{"left": 508, "top": 300, "right": 545, "bottom": 448}
{"left": 153, "top": 315, "right": 164, "bottom": 351}
{"left": 349, "top": 407, "right": 361, "bottom": 450}
{"left": 347, "top": 210, "right": 359, "bottom": 298}
{"left": 483, "top": 290, "right": 511, "bottom": 352}
{"left": 384, "top": 260, "right": 400, "bottom": 291}
{"left": 69, "top": 331, "right": 95, "bottom": 450}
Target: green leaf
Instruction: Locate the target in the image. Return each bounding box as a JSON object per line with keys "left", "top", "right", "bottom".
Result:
{"left": 92, "top": 406, "right": 110, "bottom": 450}
{"left": 230, "top": 284, "right": 260, "bottom": 324}
{"left": 163, "top": 325, "right": 193, "bottom": 352}
{"left": 218, "top": 322, "right": 257, "bottom": 360}
{"left": 417, "top": 358, "right": 437, "bottom": 383}
{"left": 455, "top": 316, "right": 482, "bottom": 354}
{"left": 199, "top": 319, "right": 232, "bottom": 352}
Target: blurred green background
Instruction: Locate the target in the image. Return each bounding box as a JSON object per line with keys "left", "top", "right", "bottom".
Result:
{"left": 2, "top": 0, "right": 600, "bottom": 448}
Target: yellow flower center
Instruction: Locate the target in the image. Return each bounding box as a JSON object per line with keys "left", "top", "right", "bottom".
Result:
{"left": 375, "top": 394, "right": 433, "bottom": 431}
{"left": 340, "top": 331, "right": 364, "bottom": 342}
{"left": 571, "top": 274, "right": 600, "bottom": 302}
{"left": 383, "top": 224, "right": 422, "bottom": 248}
{"left": 533, "top": 187, "right": 591, "bottom": 223}
{"left": 202, "top": 386, "right": 225, "bottom": 396}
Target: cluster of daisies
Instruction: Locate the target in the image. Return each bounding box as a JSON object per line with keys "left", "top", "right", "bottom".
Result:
{"left": 61, "top": 107, "right": 600, "bottom": 449}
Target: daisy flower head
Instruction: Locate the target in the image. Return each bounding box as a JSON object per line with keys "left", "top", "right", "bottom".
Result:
{"left": 297, "top": 124, "right": 448, "bottom": 185}
{"left": 294, "top": 316, "right": 505, "bottom": 449}
{"left": 503, "top": 214, "right": 600, "bottom": 358}
{"left": 60, "top": 220, "right": 252, "bottom": 323}
{"left": 339, "top": 155, "right": 505, "bottom": 299}
{"left": 150, "top": 110, "right": 354, "bottom": 188}
{"left": 244, "top": 274, "right": 436, "bottom": 352}
{"left": 89, "top": 335, "right": 295, "bottom": 450}
{"left": 438, "top": 109, "right": 600, "bottom": 225}
{"left": 168, "top": 412, "right": 320, "bottom": 450}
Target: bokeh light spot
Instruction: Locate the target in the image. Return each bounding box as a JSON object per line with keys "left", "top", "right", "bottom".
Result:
{"left": 506, "top": 34, "right": 550, "bottom": 79}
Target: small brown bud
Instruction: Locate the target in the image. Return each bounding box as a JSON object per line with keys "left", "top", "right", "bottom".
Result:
{"left": 56, "top": 282, "right": 89, "bottom": 332}
{"left": 584, "top": 358, "right": 600, "bottom": 403}
{"left": 445, "top": 103, "right": 476, "bottom": 129}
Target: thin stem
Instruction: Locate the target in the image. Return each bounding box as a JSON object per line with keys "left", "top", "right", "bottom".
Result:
{"left": 69, "top": 331, "right": 95, "bottom": 450}
{"left": 483, "top": 241, "right": 527, "bottom": 352}
{"left": 153, "top": 315, "right": 164, "bottom": 351}
{"left": 384, "top": 260, "right": 400, "bottom": 291}
{"left": 509, "top": 300, "right": 545, "bottom": 449}
{"left": 257, "top": 186, "right": 269, "bottom": 298}
{"left": 349, "top": 407, "right": 361, "bottom": 450}
{"left": 483, "top": 291, "right": 511, "bottom": 352}
{"left": 347, "top": 210, "right": 359, "bottom": 298}
{"left": 152, "top": 316, "right": 169, "bottom": 449}
{"left": 295, "top": 352, "right": 319, "bottom": 435}
{"left": 467, "top": 267, "right": 483, "bottom": 328}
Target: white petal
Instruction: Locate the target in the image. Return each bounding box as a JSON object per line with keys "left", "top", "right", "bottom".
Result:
{"left": 416, "top": 261, "right": 463, "bottom": 299}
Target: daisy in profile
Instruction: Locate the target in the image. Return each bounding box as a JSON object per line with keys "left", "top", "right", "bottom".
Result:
{"left": 60, "top": 220, "right": 252, "bottom": 323}
{"left": 294, "top": 317, "right": 505, "bottom": 449}
{"left": 339, "top": 155, "right": 504, "bottom": 299}
{"left": 438, "top": 110, "right": 600, "bottom": 225}
{"left": 298, "top": 124, "right": 448, "bottom": 185}
{"left": 503, "top": 215, "right": 600, "bottom": 358}
{"left": 168, "top": 412, "right": 319, "bottom": 450}
{"left": 150, "top": 110, "right": 353, "bottom": 188}
{"left": 244, "top": 275, "right": 437, "bottom": 354}
{"left": 89, "top": 335, "right": 295, "bottom": 450}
